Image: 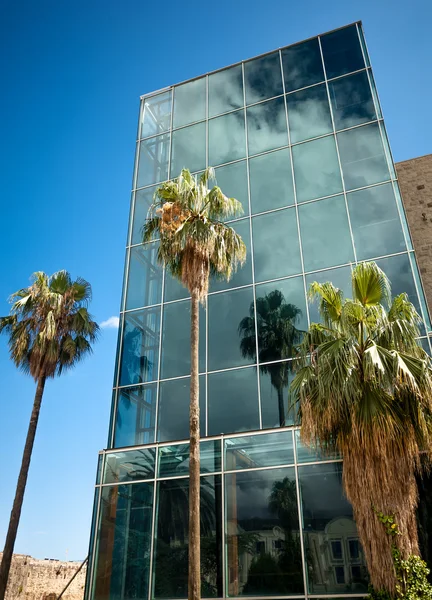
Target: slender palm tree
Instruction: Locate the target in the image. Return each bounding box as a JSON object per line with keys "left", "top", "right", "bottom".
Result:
{"left": 291, "top": 261, "right": 432, "bottom": 594}
{"left": 0, "top": 271, "right": 98, "bottom": 600}
{"left": 142, "top": 167, "right": 246, "bottom": 600}
{"left": 239, "top": 290, "right": 304, "bottom": 426}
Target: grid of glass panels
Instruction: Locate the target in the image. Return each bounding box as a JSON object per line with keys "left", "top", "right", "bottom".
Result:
{"left": 88, "top": 428, "right": 369, "bottom": 600}
{"left": 111, "top": 22, "right": 431, "bottom": 450}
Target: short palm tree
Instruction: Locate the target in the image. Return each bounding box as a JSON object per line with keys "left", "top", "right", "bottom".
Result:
{"left": 0, "top": 271, "right": 98, "bottom": 600}
{"left": 142, "top": 167, "right": 246, "bottom": 600}
{"left": 239, "top": 290, "right": 304, "bottom": 426}
{"left": 291, "top": 261, "right": 432, "bottom": 594}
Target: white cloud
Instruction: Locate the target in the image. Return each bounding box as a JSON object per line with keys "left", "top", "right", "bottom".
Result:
{"left": 100, "top": 316, "right": 120, "bottom": 329}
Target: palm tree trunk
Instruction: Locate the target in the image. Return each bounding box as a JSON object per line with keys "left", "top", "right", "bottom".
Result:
{"left": 0, "top": 376, "right": 46, "bottom": 600}
{"left": 277, "top": 386, "right": 285, "bottom": 427}
{"left": 188, "top": 290, "right": 200, "bottom": 600}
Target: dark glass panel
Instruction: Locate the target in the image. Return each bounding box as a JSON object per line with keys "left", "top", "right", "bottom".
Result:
{"left": 418, "top": 338, "right": 431, "bottom": 356}
{"left": 357, "top": 24, "right": 371, "bottom": 67}
{"left": 295, "top": 430, "right": 341, "bottom": 463}
{"left": 104, "top": 448, "right": 155, "bottom": 484}
{"left": 131, "top": 186, "right": 156, "bottom": 245}
{"left": 320, "top": 24, "right": 365, "bottom": 79}
{"left": 96, "top": 454, "right": 103, "bottom": 484}
{"left": 299, "top": 195, "right": 354, "bottom": 271}
{"left": 160, "top": 299, "right": 206, "bottom": 379}
{"left": 173, "top": 78, "right": 206, "bottom": 128}
{"left": 292, "top": 135, "right": 343, "bottom": 202}
{"left": 208, "top": 367, "right": 259, "bottom": 436}
{"left": 348, "top": 183, "right": 406, "bottom": 260}
{"left": 244, "top": 51, "right": 284, "bottom": 105}
{"left": 92, "top": 483, "right": 153, "bottom": 600}
{"left": 282, "top": 38, "right": 324, "bottom": 92}
{"left": 164, "top": 272, "right": 190, "bottom": 303}
{"left": 252, "top": 208, "right": 301, "bottom": 282}
{"left": 154, "top": 476, "right": 222, "bottom": 598}
{"left": 225, "top": 430, "right": 294, "bottom": 470}
{"left": 208, "top": 64, "right": 244, "bottom": 117}
{"left": 226, "top": 467, "right": 304, "bottom": 596}
{"left": 298, "top": 463, "right": 368, "bottom": 593}
{"left": 141, "top": 91, "right": 171, "bottom": 138}
{"left": 208, "top": 109, "right": 246, "bottom": 167}
{"left": 208, "top": 287, "right": 255, "bottom": 371}
{"left": 137, "top": 134, "right": 170, "bottom": 188}
{"left": 158, "top": 440, "right": 221, "bottom": 477}
{"left": 247, "top": 97, "right": 288, "bottom": 156}
{"left": 337, "top": 123, "right": 390, "bottom": 191}
{"left": 260, "top": 364, "right": 296, "bottom": 429}
{"left": 126, "top": 243, "right": 162, "bottom": 310}
{"left": 287, "top": 83, "right": 332, "bottom": 144}
{"left": 114, "top": 384, "right": 157, "bottom": 447}
{"left": 119, "top": 307, "right": 161, "bottom": 386}
{"left": 157, "top": 376, "right": 205, "bottom": 442}
{"left": 214, "top": 160, "right": 249, "bottom": 216}
{"left": 209, "top": 218, "right": 252, "bottom": 293}
{"left": 249, "top": 148, "right": 294, "bottom": 214}
{"left": 306, "top": 266, "right": 352, "bottom": 326}
{"left": 329, "top": 71, "right": 376, "bottom": 130}
{"left": 170, "top": 122, "right": 206, "bottom": 177}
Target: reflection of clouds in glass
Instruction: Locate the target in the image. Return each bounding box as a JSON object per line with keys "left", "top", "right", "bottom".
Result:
{"left": 209, "top": 218, "right": 252, "bottom": 292}
{"left": 137, "top": 134, "right": 170, "bottom": 188}
{"left": 173, "top": 78, "right": 206, "bottom": 128}
{"left": 329, "top": 71, "right": 376, "bottom": 130}
{"left": 209, "top": 65, "right": 244, "bottom": 117}
{"left": 287, "top": 84, "right": 332, "bottom": 143}
{"left": 214, "top": 161, "right": 249, "bottom": 210}
{"left": 292, "top": 135, "right": 343, "bottom": 202}
{"left": 282, "top": 38, "right": 324, "bottom": 92}
{"left": 247, "top": 97, "right": 288, "bottom": 156}
{"left": 244, "top": 52, "right": 284, "bottom": 104}
{"left": 321, "top": 24, "right": 365, "bottom": 79}
{"left": 337, "top": 123, "right": 390, "bottom": 191}
{"left": 250, "top": 148, "right": 294, "bottom": 214}
{"left": 170, "top": 122, "right": 206, "bottom": 176}
{"left": 208, "top": 110, "right": 246, "bottom": 166}
{"left": 141, "top": 91, "right": 172, "bottom": 138}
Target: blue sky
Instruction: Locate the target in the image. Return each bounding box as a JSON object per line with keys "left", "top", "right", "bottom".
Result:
{"left": 0, "top": 0, "right": 431, "bottom": 561}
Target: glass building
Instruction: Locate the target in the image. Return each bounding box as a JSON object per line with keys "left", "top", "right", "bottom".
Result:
{"left": 85, "top": 22, "right": 432, "bottom": 600}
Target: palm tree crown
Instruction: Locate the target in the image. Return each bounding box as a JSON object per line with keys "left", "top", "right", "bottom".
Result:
{"left": 291, "top": 261, "right": 432, "bottom": 594}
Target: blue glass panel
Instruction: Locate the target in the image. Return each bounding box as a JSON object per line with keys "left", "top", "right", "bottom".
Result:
{"left": 249, "top": 148, "right": 294, "bottom": 214}
{"left": 208, "top": 110, "right": 246, "bottom": 166}
{"left": 208, "top": 64, "right": 244, "bottom": 117}
{"left": 173, "top": 78, "right": 206, "bottom": 128}
{"left": 357, "top": 24, "right": 371, "bottom": 67}
{"left": 287, "top": 83, "right": 332, "bottom": 144}
{"left": 282, "top": 38, "right": 324, "bottom": 92}
{"left": 225, "top": 430, "right": 294, "bottom": 470}
{"left": 170, "top": 122, "right": 206, "bottom": 177}
{"left": 244, "top": 51, "right": 284, "bottom": 105}
{"left": 320, "top": 24, "right": 365, "bottom": 79}
{"left": 104, "top": 448, "right": 155, "bottom": 483}
{"left": 141, "top": 91, "right": 171, "bottom": 138}
{"left": 209, "top": 218, "right": 252, "bottom": 293}
{"left": 214, "top": 160, "right": 249, "bottom": 216}
{"left": 157, "top": 376, "right": 206, "bottom": 442}
{"left": 164, "top": 271, "right": 190, "bottom": 303}
{"left": 247, "top": 97, "right": 288, "bottom": 156}
{"left": 131, "top": 186, "right": 156, "bottom": 245}
{"left": 126, "top": 243, "right": 162, "bottom": 310}
{"left": 329, "top": 71, "right": 376, "bottom": 130}
{"left": 114, "top": 384, "right": 157, "bottom": 448}
{"left": 306, "top": 266, "right": 353, "bottom": 325}
{"left": 137, "top": 134, "right": 170, "bottom": 188}
{"left": 158, "top": 440, "right": 221, "bottom": 477}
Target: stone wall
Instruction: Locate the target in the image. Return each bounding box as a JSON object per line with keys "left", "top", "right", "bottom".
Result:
{"left": 396, "top": 154, "right": 432, "bottom": 317}
{"left": 0, "top": 554, "right": 86, "bottom": 600}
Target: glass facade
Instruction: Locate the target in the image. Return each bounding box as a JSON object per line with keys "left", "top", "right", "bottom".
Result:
{"left": 86, "top": 22, "right": 432, "bottom": 600}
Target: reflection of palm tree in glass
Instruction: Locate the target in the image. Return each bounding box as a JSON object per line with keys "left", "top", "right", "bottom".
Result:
{"left": 238, "top": 290, "right": 304, "bottom": 426}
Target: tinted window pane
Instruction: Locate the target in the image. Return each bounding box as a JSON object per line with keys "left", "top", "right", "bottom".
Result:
{"left": 214, "top": 160, "right": 249, "bottom": 216}
{"left": 158, "top": 440, "right": 221, "bottom": 477}
{"left": 225, "top": 430, "right": 294, "bottom": 470}
{"left": 126, "top": 244, "right": 162, "bottom": 310}
{"left": 104, "top": 448, "right": 155, "bottom": 484}
{"left": 260, "top": 364, "right": 296, "bottom": 428}
{"left": 320, "top": 24, "right": 365, "bottom": 79}
{"left": 208, "top": 110, "right": 246, "bottom": 166}
{"left": 141, "top": 91, "right": 171, "bottom": 138}
{"left": 208, "top": 286, "right": 255, "bottom": 371}
{"left": 250, "top": 148, "right": 294, "bottom": 214}
{"left": 114, "top": 384, "right": 157, "bottom": 447}
{"left": 119, "top": 307, "right": 161, "bottom": 386}
{"left": 337, "top": 123, "right": 390, "bottom": 191}
{"left": 158, "top": 376, "right": 205, "bottom": 442}
{"left": 295, "top": 430, "right": 341, "bottom": 463}
{"left": 329, "top": 71, "right": 376, "bottom": 130}
{"left": 164, "top": 272, "right": 190, "bottom": 303}
{"left": 154, "top": 476, "right": 222, "bottom": 598}
{"left": 208, "top": 367, "right": 259, "bottom": 435}
{"left": 253, "top": 208, "right": 301, "bottom": 282}
{"left": 131, "top": 186, "right": 156, "bottom": 245}
{"left": 348, "top": 183, "right": 406, "bottom": 260}
{"left": 209, "top": 65, "right": 244, "bottom": 117}
{"left": 137, "top": 134, "right": 170, "bottom": 188}
{"left": 209, "top": 218, "right": 252, "bottom": 293}
{"left": 173, "top": 78, "right": 206, "bottom": 128}
{"left": 287, "top": 83, "right": 332, "bottom": 144}
{"left": 226, "top": 468, "right": 304, "bottom": 596}
{"left": 293, "top": 135, "right": 343, "bottom": 202}
{"left": 171, "top": 123, "right": 206, "bottom": 177}
{"left": 306, "top": 266, "right": 352, "bottom": 325}
{"left": 160, "top": 300, "right": 205, "bottom": 379}
{"left": 282, "top": 38, "right": 324, "bottom": 92}
{"left": 298, "top": 463, "right": 368, "bottom": 593}
{"left": 93, "top": 483, "right": 153, "bottom": 600}
{"left": 247, "top": 97, "right": 288, "bottom": 156}
{"left": 244, "top": 52, "right": 284, "bottom": 105}
{"left": 299, "top": 196, "right": 354, "bottom": 271}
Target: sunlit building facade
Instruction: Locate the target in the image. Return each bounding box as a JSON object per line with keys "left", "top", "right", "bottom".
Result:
{"left": 84, "top": 22, "right": 432, "bottom": 600}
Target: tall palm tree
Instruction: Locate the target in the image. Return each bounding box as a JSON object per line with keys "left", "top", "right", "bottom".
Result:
{"left": 142, "top": 167, "right": 246, "bottom": 600}
{"left": 291, "top": 261, "right": 432, "bottom": 594}
{"left": 0, "top": 271, "right": 98, "bottom": 600}
{"left": 239, "top": 290, "right": 304, "bottom": 426}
